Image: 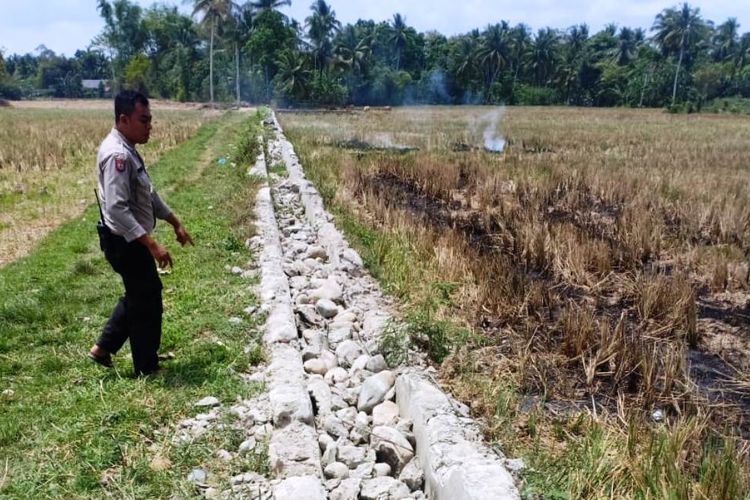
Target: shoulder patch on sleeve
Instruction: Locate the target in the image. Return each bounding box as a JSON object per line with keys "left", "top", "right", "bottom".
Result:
{"left": 115, "top": 157, "right": 126, "bottom": 173}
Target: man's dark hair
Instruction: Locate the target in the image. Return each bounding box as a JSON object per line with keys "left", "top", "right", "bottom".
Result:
{"left": 114, "top": 90, "right": 149, "bottom": 122}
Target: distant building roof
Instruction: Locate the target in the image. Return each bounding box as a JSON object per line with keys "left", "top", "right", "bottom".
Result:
{"left": 82, "top": 79, "right": 108, "bottom": 90}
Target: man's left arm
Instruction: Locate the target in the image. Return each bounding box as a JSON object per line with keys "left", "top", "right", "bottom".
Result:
{"left": 153, "top": 191, "right": 193, "bottom": 246}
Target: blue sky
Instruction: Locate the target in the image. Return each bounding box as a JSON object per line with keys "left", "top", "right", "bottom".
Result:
{"left": 1, "top": 0, "right": 748, "bottom": 57}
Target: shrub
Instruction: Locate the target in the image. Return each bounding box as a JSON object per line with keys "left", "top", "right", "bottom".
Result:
{"left": 514, "top": 84, "right": 558, "bottom": 105}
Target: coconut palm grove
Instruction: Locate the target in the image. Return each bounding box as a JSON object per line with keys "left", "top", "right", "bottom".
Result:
{"left": 1, "top": 0, "right": 749, "bottom": 111}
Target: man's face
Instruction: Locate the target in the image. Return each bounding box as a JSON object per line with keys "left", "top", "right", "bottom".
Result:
{"left": 118, "top": 102, "right": 152, "bottom": 145}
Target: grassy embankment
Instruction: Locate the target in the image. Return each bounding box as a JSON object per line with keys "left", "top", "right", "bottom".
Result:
{"left": 0, "top": 107, "right": 213, "bottom": 266}
{"left": 0, "top": 111, "right": 267, "bottom": 498}
{"left": 280, "top": 106, "right": 750, "bottom": 499}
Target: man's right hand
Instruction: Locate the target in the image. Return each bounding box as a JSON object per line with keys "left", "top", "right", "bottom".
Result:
{"left": 149, "top": 243, "right": 173, "bottom": 269}
{"left": 138, "top": 234, "right": 173, "bottom": 268}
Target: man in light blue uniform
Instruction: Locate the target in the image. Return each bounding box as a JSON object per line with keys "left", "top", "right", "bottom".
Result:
{"left": 89, "top": 90, "right": 193, "bottom": 376}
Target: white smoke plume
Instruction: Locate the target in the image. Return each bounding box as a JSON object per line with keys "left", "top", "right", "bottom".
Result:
{"left": 482, "top": 107, "right": 506, "bottom": 152}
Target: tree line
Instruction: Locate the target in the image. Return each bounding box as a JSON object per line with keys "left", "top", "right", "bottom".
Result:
{"left": 1, "top": 0, "right": 749, "bottom": 110}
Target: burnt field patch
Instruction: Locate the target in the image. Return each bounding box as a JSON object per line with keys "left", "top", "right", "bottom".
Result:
{"left": 353, "top": 162, "right": 750, "bottom": 421}
{"left": 281, "top": 106, "right": 750, "bottom": 497}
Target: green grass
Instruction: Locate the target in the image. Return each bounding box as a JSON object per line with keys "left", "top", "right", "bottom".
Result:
{"left": 0, "top": 111, "right": 266, "bottom": 498}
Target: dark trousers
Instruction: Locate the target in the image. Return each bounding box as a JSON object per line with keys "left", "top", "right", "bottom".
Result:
{"left": 96, "top": 228, "right": 163, "bottom": 375}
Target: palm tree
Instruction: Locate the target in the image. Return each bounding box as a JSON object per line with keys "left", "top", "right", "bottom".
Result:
{"left": 652, "top": 2, "right": 710, "bottom": 106}
{"left": 225, "top": 3, "right": 253, "bottom": 104}
{"left": 389, "top": 13, "right": 411, "bottom": 70}
{"left": 306, "top": 0, "right": 340, "bottom": 72}
{"left": 529, "top": 28, "right": 559, "bottom": 86}
{"left": 334, "top": 25, "right": 371, "bottom": 77}
{"left": 615, "top": 27, "right": 637, "bottom": 65}
{"left": 453, "top": 34, "right": 479, "bottom": 86}
{"left": 713, "top": 18, "right": 740, "bottom": 62}
{"left": 509, "top": 24, "right": 531, "bottom": 100}
{"left": 736, "top": 33, "right": 750, "bottom": 71}
{"left": 559, "top": 25, "right": 588, "bottom": 103}
{"left": 477, "top": 23, "right": 511, "bottom": 91}
{"left": 249, "top": 0, "right": 291, "bottom": 12}
{"left": 275, "top": 49, "right": 311, "bottom": 99}
{"left": 192, "top": 0, "right": 237, "bottom": 103}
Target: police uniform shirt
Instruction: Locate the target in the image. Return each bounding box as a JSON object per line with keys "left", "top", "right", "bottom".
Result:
{"left": 97, "top": 128, "right": 172, "bottom": 242}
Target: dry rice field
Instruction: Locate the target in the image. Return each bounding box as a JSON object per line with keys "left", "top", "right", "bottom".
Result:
{"left": 280, "top": 106, "right": 750, "bottom": 497}
{"left": 0, "top": 102, "right": 217, "bottom": 266}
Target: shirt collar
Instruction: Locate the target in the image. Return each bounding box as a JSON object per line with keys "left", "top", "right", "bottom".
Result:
{"left": 112, "top": 127, "right": 136, "bottom": 149}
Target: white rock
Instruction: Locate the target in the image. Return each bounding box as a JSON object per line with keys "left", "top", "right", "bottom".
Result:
{"left": 270, "top": 384, "right": 314, "bottom": 427}
{"left": 357, "top": 371, "right": 396, "bottom": 413}
{"left": 328, "top": 323, "right": 353, "bottom": 345}
{"left": 325, "top": 367, "right": 349, "bottom": 385}
{"left": 356, "top": 412, "right": 370, "bottom": 427}
{"left": 323, "top": 415, "right": 350, "bottom": 439}
{"left": 374, "top": 463, "right": 392, "bottom": 477}
{"left": 384, "top": 387, "right": 396, "bottom": 402}
{"left": 330, "top": 478, "right": 362, "bottom": 500}
{"left": 269, "top": 422, "right": 321, "bottom": 478}
{"left": 322, "top": 441, "right": 338, "bottom": 466}
{"left": 336, "top": 407, "right": 358, "bottom": 426}
{"left": 331, "top": 394, "right": 349, "bottom": 412}
{"left": 316, "top": 299, "right": 339, "bottom": 319}
{"left": 304, "top": 358, "right": 328, "bottom": 375}
{"left": 373, "top": 401, "right": 400, "bottom": 427}
{"left": 370, "top": 426, "right": 414, "bottom": 475}
{"left": 230, "top": 471, "right": 266, "bottom": 484}
{"left": 302, "top": 344, "right": 322, "bottom": 361}
{"left": 320, "top": 350, "right": 338, "bottom": 370}
{"left": 336, "top": 340, "right": 363, "bottom": 368}
{"left": 336, "top": 310, "right": 358, "bottom": 323}
{"left": 244, "top": 371, "right": 265, "bottom": 385}
{"left": 351, "top": 462, "right": 375, "bottom": 479}
{"left": 337, "top": 445, "right": 370, "bottom": 468}
{"left": 324, "top": 462, "right": 350, "bottom": 479}
{"left": 361, "top": 311, "right": 390, "bottom": 339}
{"left": 350, "top": 425, "right": 370, "bottom": 445}
{"left": 195, "top": 396, "right": 220, "bottom": 408}
{"left": 399, "top": 459, "right": 424, "bottom": 491}
{"left": 319, "top": 433, "right": 335, "bottom": 452}
{"left": 305, "top": 245, "right": 328, "bottom": 260}
{"left": 360, "top": 477, "right": 411, "bottom": 500}
{"left": 308, "top": 377, "right": 333, "bottom": 416}
{"left": 187, "top": 468, "right": 207, "bottom": 483}
{"left": 505, "top": 458, "right": 526, "bottom": 473}
{"left": 303, "top": 328, "right": 323, "bottom": 343}
{"left": 325, "top": 478, "right": 343, "bottom": 491}
{"left": 342, "top": 387, "right": 360, "bottom": 406}
{"left": 216, "top": 449, "right": 233, "bottom": 461}
{"left": 273, "top": 476, "right": 327, "bottom": 500}
{"left": 254, "top": 422, "right": 273, "bottom": 439}
{"left": 342, "top": 248, "right": 364, "bottom": 268}
{"left": 246, "top": 401, "right": 272, "bottom": 424}
{"left": 350, "top": 354, "right": 370, "bottom": 373}
{"left": 395, "top": 418, "right": 413, "bottom": 434}
{"left": 238, "top": 437, "right": 257, "bottom": 455}
{"left": 290, "top": 275, "right": 309, "bottom": 289}
{"left": 309, "top": 277, "right": 343, "bottom": 303}
{"left": 365, "top": 354, "right": 388, "bottom": 373}
{"left": 297, "top": 305, "right": 324, "bottom": 326}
